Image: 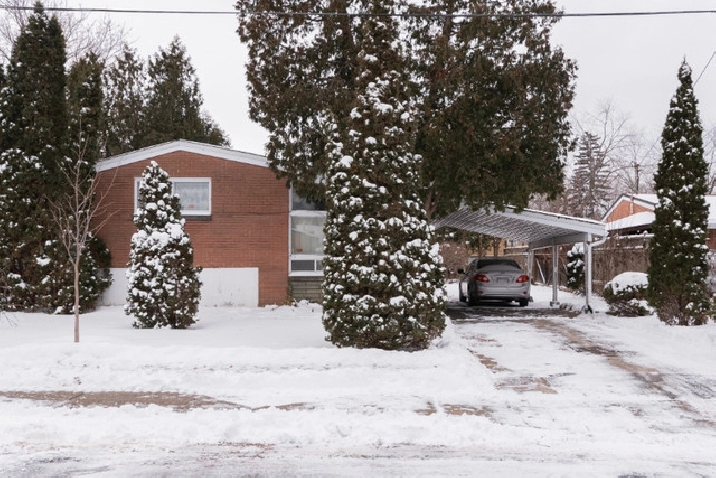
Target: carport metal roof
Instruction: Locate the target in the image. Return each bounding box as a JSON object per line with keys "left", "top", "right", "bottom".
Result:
{"left": 432, "top": 206, "right": 606, "bottom": 250}
{"left": 433, "top": 206, "right": 607, "bottom": 312}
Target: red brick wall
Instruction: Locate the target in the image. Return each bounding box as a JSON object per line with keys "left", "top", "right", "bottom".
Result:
{"left": 94, "top": 151, "right": 290, "bottom": 305}
{"left": 604, "top": 199, "right": 652, "bottom": 222}
{"left": 708, "top": 230, "right": 716, "bottom": 250}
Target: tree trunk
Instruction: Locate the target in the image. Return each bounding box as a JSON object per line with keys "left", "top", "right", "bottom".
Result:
{"left": 74, "top": 258, "right": 80, "bottom": 343}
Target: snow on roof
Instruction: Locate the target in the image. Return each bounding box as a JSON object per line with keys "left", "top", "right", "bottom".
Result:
{"left": 631, "top": 193, "right": 658, "bottom": 205}
{"left": 606, "top": 211, "right": 655, "bottom": 232}
{"left": 95, "top": 140, "right": 268, "bottom": 172}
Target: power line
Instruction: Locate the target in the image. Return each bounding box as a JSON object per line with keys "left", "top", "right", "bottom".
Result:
{"left": 695, "top": 51, "right": 716, "bottom": 85}
{"left": 3, "top": 5, "right": 716, "bottom": 18}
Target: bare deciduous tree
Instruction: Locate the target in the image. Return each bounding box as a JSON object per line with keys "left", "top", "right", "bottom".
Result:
{"left": 571, "top": 100, "right": 659, "bottom": 200}
{"left": 49, "top": 129, "right": 115, "bottom": 343}
{"left": 614, "top": 133, "right": 659, "bottom": 194}
{"left": 0, "top": 0, "right": 128, "bottom": 64}
{"left": 703, "top": 125, "right": 716, "bottom": 193}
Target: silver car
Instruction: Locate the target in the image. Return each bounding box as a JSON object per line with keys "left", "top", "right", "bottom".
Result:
{"left": 458, "top": 258, "right": 531, "bottom": 307}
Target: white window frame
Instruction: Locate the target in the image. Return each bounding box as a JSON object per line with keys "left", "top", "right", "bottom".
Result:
{"left": 289, "top": 187, "right": 326, "bottom": 276}
{"left": 134, "top": 177, "right": 212, "bottom": 217}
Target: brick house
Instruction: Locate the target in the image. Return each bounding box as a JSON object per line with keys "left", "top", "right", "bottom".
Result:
{"left": 604, "top": 193, "right": 716, "bottom": 247}
{"left": 600, "top": 193, "right": 716, "bottom": 291}
{"left": 93, "top": 140, "right": 324, "bottom": 307}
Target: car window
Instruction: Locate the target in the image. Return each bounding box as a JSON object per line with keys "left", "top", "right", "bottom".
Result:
{"left": 477, "top": 259, "right": 521, "bottom": 269}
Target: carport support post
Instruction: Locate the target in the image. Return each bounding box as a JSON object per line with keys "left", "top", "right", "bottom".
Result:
{"left": 550, "top": 244, "right": 559, "bottom": 307}
{"left": 527, "top": 248, "right": 534, "bottom": 284}
{"left": 585, "top": 235, "right": 593, "bottom": 314}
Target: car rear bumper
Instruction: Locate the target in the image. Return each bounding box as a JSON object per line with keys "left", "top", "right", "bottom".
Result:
{"left": 476, "top": 285, "right": 530, "bottom": 301}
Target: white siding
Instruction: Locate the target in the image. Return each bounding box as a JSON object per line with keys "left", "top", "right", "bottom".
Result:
{"left": 101, "top": 268, "right": 260, "bottom": 307}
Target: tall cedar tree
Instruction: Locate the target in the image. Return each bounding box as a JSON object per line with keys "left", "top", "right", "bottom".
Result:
{"left": 0, "top": 2, "right": 68, "bottom": 309}
{"left": 126, "top": 162, "right": 201, "bottom": 329}
{"left": 322, "top": 2, "right": 445, "bottom": 350}
{"left": 143, "top": 37, "right": 228, "bottom": 147}
{"left": 102, "top": 44, "right": 146, "bottom": 156}
{"left": 237, "top": 0, "right": 575, "bottom": 216}
{"left": 647, "top": 62, "right": 711, "bottom": 326}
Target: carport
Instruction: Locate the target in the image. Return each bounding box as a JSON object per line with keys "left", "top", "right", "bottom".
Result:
{"left": 433, "top": 206, "right": 607, "bottom": 312}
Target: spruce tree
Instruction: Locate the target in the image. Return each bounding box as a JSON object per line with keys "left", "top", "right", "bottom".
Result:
{"left": 126, "top": 161, "right": 202, "bottom": 329}
{"left": 647, "top": 61, "right": 711, "bottom": 326}
{"left": 322, "top": 3, "right": 445, "bottom": 350}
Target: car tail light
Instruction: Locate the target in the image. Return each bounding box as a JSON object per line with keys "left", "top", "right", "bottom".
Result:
{"left": 475, "top": 274, "right": 490, "bottom": 283}
{"left": 516, "top": 275, "right": 530, "bottom": 284}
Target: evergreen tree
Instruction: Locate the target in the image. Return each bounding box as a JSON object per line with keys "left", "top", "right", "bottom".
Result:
{"left": 321, "top": 2, "right": 445, "bottom": 350}
{"left": 237, "top": 0, "right": 575, "bottom": 215}
{"left": 0, "top": 150, "right": 44, "bottom": 309}
{"left": 126, "top": 161, "right": 201, "bottom": 329}
{"left": 567, "top": 132, "right": 612, "bottom": 219}
{"left": 1, "top": 1, "right": 67, "bottom": 177}
{"left": 566, "top": 243, "right": 584, "bottom": 293}
{"left": 102, "top": 44, "right": 146, "bottom": 155}
{"left": 647, "top": 61, "right": 711, "bottom": 326}
{"left": 45, "top": 51, "right": 112, "bottom": 315}
{"left": 0, "top": 2, "right": 68, "bottom": 308}
{"left": 68, "top": 52, "right": 104, "bottom": 166}
{"left": 410, "top": 0, "right": 575, "bottom": 218}
{"left": 143, "top": 37, "right": 228, "bottom": 147}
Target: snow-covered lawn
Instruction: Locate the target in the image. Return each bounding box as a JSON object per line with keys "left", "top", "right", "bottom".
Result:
{"left": 1, "top": 285, "right": 715, "bottom": 475}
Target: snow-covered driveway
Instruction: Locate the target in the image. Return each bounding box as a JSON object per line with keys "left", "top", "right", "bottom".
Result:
{"left": 1, "top": 286, "right": 716, "bottom": 475}
{"left": 449, "top": 305, "right": 716, "bottom": 474}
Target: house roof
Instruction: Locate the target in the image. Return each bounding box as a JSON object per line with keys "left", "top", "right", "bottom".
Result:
{"left": 95, "top": 140, "right": 268, "bottom": 172}
{"left": 433, "top": 206, "right": 606, "bottom": 250}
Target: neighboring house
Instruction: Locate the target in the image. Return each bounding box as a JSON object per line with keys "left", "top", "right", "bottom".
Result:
{"left": 604, "top": 193, "right": 716, "bottom": 247}
{"left": 601, "top": 193, "right": 716, "bottom": 291}
{"left": 93, "top": 140, "right": 325, "bottom": 307}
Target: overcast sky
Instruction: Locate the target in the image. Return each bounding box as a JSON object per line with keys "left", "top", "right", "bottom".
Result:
{"left": 67, "top": 0, "right": 716, "bottom": 155}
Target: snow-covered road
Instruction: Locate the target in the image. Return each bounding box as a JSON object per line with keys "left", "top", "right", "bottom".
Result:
{"left": 1, "top": 287, "right": 716, "bottom": 475}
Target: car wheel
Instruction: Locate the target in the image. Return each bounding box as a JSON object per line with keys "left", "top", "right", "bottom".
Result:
{"left": 467, "top": 291, "right": 478, "bottom": 306}
{"left": 519, "top": 298, "right": 529, "bottom": 307}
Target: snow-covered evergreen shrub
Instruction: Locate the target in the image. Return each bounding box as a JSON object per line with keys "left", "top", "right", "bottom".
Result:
{"left": 322, "top": 60, "right": 446, "bottom": 350}
{"left": 566, "top": 243, "right": 585, "bottom": 293}
{"left": 603, "top": 272, "right": 652, "bottom": 316}
{"left": 126, "top": 162, "right": 201, "bottom": 329}
{"left": 41, "top": 235, "right": 112, "bottom": 314}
